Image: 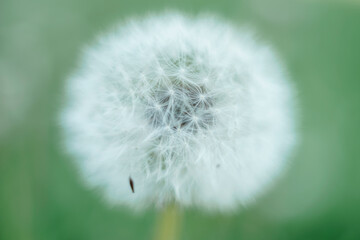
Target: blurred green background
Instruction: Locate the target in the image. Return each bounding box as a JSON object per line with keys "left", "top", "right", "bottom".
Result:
{"left": 1, "top": 0, "right": 360, "bottom": 239}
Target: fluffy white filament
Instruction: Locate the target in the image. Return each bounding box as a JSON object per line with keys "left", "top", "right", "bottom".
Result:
{"left": 61, "top": 12, "right": 297, "bottom": 211}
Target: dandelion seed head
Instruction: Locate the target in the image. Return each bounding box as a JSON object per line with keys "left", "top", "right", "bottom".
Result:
{"left": 61, "top": 12, "right": 297, "bottom": 212}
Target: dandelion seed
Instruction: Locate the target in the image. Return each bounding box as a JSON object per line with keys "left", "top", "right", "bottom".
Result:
{"left": 129, "top": 177, "right": 135, "bottom": 193}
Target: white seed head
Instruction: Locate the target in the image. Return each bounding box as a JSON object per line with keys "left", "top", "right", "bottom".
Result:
{"left": 60, "top": 12, "right": 297, "bottom": 212}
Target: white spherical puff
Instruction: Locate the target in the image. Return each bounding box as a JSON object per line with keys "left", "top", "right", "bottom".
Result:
{"left": 61, "top": 12, "right": 297, "bottom": 212}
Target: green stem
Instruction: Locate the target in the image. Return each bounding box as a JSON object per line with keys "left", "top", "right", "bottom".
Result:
{"left": 153, "top": 204, "right": 181, "bottom": 240}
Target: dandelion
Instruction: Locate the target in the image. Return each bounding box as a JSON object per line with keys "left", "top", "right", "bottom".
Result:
{"left": 60, "top": 12, "right": 297, "bottom": 213}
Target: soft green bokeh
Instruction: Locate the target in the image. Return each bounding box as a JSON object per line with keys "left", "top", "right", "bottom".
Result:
{"left": 1, "top": 0, "right": 359, "bottom": 239}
